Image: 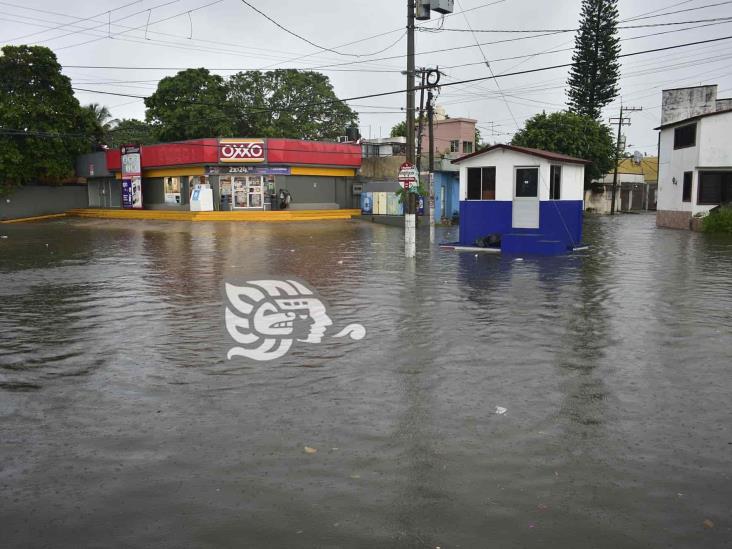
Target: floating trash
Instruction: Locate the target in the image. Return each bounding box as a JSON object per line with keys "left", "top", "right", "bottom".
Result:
{"left": 495, "top": 406, "right": 507, "bottom": 415}
{"left": 304, "top": 446, "right": 318, "bottom": 455}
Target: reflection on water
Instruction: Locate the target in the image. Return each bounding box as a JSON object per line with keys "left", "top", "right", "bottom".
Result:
{"left": 1, "top": 214, "right": 731, "bottom": 548}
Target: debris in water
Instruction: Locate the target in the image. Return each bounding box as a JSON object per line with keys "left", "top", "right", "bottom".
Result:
{"left": 290, "top": 249, "right": 295, "bottom": 253}
{"left": 495, "top": 406, "right": 507, "bottom": 415}
{"left": 337, "top": 260, "right": 343, "bottom": 265}
{"left": 528, "top": 522, "right": 536, "bottom": 529}
{"left": 514, "top": 258, "right": 524, "bottom": 262}
{"left": 537, "top": 504, "right": 548, "bottom": 511}
{"left": 0, "top": 235, "right": 7, "bottom": 239}
{"left": 350, "top": 473, "right": 361, "bottom": 479}
{"left": 304, "top": 446, "right": 318, "bottom": 454}
{"left": 703, "top": 519, "right": 714, "bottom": 529}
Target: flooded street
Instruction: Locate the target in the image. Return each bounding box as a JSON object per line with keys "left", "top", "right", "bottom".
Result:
{"left": 1, "top": 214, "right": 731, "bottom": 548}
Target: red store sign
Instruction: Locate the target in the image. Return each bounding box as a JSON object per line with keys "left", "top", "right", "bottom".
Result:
{"left": 219, "top": 139, "right": 266, "bottom": 163}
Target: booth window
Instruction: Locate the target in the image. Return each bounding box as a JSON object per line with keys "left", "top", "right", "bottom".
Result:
{"left": 697, "top": 171, "right": 732, "bottom": 205}
{"left": 462, "top": 141, "right": 474, "bottom": 154}
{"left": 682, "top": 172, "right": 693, "bottom": 202}
{"left": 450, "top": 140, "right": 460, "bottom": 153}
{"left": 550, "top": 165, "right": 562, "bottom": 200}
{"left": 467, "top": 167, "right": 496, "bottom": 200}
{"left": 515, "top": 168, "right": 539, "bottom": 197}
{"left": 674, "top": 123, "right": 696, "bottom": 149}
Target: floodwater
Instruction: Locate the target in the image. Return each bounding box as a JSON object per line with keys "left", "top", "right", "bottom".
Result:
{"left": 0, "top": 214, "right": 730, "bottom": 548}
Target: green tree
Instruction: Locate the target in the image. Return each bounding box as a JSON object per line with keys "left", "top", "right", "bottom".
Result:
{"left": 227, "top": 70, "right": 357, "bottom": 140}
{"left": 83, "top": 103, "right": 118, "bottom": 146}
{"left": 0, "top": 45, "right": 91, "bottom": 195}
{"left": 390, "top": 120, "right": 407, "bottom": 138}
{"left": 567, "top": 0, "right": 621, "bottom": 119}
{"left": 144, "top": 68, "right": 232, "bottom": 142}
{"left": 511, "top": 111, "right": 614, "bottom": 186}
{"left": 107, "top": 119, "right": 157, "bottom": 148}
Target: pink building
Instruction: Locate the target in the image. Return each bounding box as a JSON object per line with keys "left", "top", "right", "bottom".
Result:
{"left": 420, "top": 117, "right": 477, "bottom": 157}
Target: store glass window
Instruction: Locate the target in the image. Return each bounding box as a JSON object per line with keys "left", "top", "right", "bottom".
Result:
{"left": 164, "top": 177, "right": 181, "bottom": 205}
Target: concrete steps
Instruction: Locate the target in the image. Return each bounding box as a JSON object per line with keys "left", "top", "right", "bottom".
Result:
{"left": 66, "top": 208, "right": 361, "bottom": 223}
{"left": 501, "top": 233, "right": 567, "bottom": 255}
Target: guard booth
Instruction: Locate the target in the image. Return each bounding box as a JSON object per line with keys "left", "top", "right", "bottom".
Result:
{"left": 452, "top": 144, "right": 589, "bottom": 255}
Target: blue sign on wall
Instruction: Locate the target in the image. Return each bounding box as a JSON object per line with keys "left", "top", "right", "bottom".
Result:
{"left": 122, "top": 178, "right": 133, "bottom": 208}
{"left": 361, "top": 192, "right": 373, "bottom": 214}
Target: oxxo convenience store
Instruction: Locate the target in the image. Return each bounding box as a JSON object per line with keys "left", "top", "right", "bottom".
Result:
{"left": 102, "top": 138, "right": 362, "bottom": 211}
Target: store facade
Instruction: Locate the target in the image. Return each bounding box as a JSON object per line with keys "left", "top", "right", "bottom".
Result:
{"left": 104, "top": 138, "right": 362, "bottom": 211}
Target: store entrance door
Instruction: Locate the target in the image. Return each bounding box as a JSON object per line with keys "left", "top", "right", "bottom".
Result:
{"left": 233, "top": 175, "right": 264, "bottom": 209}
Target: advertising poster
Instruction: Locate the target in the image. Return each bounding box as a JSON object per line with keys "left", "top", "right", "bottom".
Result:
{"left": 120, "top": 145, "right": 142, "bottom": 209}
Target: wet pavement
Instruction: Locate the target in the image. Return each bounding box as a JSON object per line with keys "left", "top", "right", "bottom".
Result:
{"left": 1, "top": 214, "right": 731, "bottom": 548}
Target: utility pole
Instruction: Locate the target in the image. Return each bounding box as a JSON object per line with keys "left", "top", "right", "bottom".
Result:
{"left": 425, "top": 68, "right": 440, "bottom": 241}
{"left": 609, "top": 104, "right": 642, "bottom": 215}
{"left": 404, "top": 0, "right": 417, "bottom": 258}
{"left": 416, "top": 68, "right": 427, "bottom": 174}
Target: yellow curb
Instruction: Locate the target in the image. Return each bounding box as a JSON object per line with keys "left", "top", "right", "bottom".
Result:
{"left": 64, "top": 208, "right": 361, "bottom": 223}
{"left": 0, "top": 213, "right": 68, "bottom": 224}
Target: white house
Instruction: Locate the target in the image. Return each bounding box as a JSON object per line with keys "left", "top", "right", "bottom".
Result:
{"left": 656, "top": 84, "right": 732, "bottom": 229}
{"left": 452, "top": 144, "right": 588, "bottom": 255}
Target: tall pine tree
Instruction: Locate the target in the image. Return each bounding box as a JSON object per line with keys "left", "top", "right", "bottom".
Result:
{"left": 567, "top": 0, "right": 621, "bottom": 120}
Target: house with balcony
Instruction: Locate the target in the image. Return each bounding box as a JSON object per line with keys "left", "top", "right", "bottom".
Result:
{"left": 656, "top": 84, "right": 732, "bottom": 229}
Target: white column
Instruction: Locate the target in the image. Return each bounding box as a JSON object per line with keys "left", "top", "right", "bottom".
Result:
{"left": 405, "top": 213, "right": 416, "bottom": 258}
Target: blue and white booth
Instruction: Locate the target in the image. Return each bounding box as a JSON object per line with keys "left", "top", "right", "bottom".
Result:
{"left": 452, "top": 144, "right": 589, "bottom": 255}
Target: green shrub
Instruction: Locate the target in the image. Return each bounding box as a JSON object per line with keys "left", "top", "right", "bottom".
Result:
{"left": 702, "top": 206, "right": 732, "bottom": 233}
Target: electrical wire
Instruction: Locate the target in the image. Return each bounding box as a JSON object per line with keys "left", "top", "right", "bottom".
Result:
{"left": 69, "top": 35, "right": 732, "bottom": 117}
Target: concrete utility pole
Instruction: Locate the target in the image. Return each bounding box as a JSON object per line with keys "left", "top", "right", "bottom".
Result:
{"left": 609, "top": 104, "right": 642, "bottom": 215}
{"left": 405, "top": 0, "right": 417, "bottom": 258}
{"left": 416, "top": 68, "right": 427, "bottom": 174}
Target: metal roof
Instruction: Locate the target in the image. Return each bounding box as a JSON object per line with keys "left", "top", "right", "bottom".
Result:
{"left": 451, "top": 144, "right": 591, "bottom": 165}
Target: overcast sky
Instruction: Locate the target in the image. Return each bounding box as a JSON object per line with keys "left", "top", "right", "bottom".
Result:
{"left": 3, "top": 0, "right": 732, "bottom": 154}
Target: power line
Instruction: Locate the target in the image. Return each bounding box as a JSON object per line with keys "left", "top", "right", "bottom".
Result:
{"left": 455, "top": 0, "right": 520, "bottom": 130}
{"left": 239, "top": 0, "right": 362, "bottom": 57}
{"left": 622, "top": 0, "right": 732, "bottom": 22}
{"left": 70, "top": 34, "right": 732, "bottom": 115}
{"left": 429, "top": 16, "right": 732, "bottom": 33}
{"left": 0, "top": 0, "right": 142, "bottom": 43}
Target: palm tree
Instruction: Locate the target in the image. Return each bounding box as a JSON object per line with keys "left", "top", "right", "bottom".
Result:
{"left": 85, "top": 103, "right": 118, "bottom": 132}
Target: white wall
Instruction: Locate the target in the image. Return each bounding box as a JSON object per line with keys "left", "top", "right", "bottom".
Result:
{"left": 458, "top": 148, "right": 584, "bottom": 201}
{"left": 657, "top": 114, "right": 732, "bottom": 215}
{"left": 657, "top": 124, "right": 699, "bottom": 213}
{"left": 698, "top": 111, "right": 732, "bottom": 167}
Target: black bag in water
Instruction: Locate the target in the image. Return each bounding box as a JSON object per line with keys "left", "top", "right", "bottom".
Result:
{"left": 473, "top": 233, "right": 501, "bottom": 248}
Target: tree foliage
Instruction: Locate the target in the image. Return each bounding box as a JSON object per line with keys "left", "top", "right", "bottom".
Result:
{"left": 511, "top": 111, "right": 614, "bottom": 185}
{"left": 107, "top": 119, "right": 157, "bottom": 148}
{"left": 567, "top": 0, "right": 621, "bottom": 119}
{"left": 227, "top": 70, "right": 357, "bottom": 140}
{"left": 0, "top": 45, "right": 92, "bottom": 194}
{"left": 144, "top": 68, "right": 233, "bottom": 142}
{"left": 390, "top": 120, "right": 407, "bottom": 138}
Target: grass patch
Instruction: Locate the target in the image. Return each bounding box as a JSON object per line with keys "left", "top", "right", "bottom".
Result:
{"left": 702, "top": 206, "right": 732, "bottom": 233}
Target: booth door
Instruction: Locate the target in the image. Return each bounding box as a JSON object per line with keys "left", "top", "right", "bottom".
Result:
{"left": 513, "top": 167, "right": 540, "bottom": 229}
